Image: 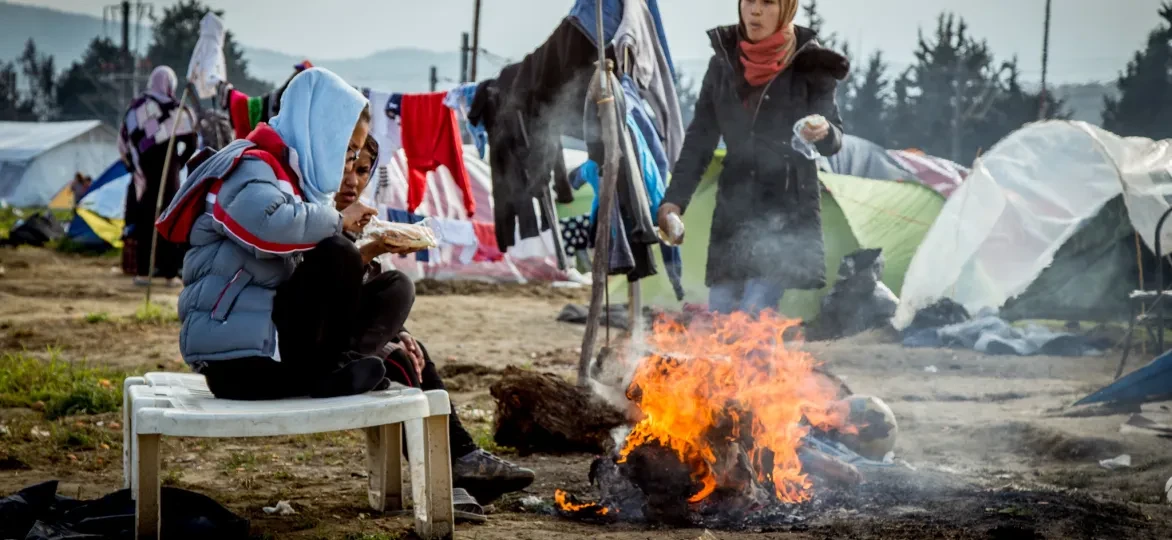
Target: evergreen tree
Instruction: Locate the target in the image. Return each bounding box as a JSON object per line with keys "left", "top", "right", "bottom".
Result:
{"left": 802, "top": 0, "right": 854, "bottom": 111}
{"left": 674, "top": 71, "right": 699, "bottom": 128}
{"left": 844, "top": 51, "right": 890, "bottom": 145}
{"left": 146, "top": 0, "right": 270, "bottom": 98}
{"left": 0, "top": 60, "right": 36, "bottom": 121}
{"left": 18, "top": 39, "right": 57, "bottom": 120}
{"left": 1103, "top": 2, "right": 1172, "bottom": 139}
{"left": 55, "top": 37, "right": 129, "bottom": 127}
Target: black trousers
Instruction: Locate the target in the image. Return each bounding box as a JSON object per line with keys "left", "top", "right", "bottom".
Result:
{"left": 131, "top": 134, "right": 195, "bottom": 279}
{"left": 201, "top": 236, "right": 372, "bottom": 399}
{"left": 201, "top": 238, "right": 477, "bottom": 459}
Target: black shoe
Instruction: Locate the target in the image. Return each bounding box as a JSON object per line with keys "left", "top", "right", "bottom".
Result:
{"left": 309, "top": 356, "right": 387, "bottom": 398}
{"left": 452, "top": 449, "right": 535, "bottom": 504}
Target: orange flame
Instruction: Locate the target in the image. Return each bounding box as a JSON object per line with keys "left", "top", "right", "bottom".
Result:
{"left": 618, "top": 311, "right": 850, "bottom": 504}
{"left": 555, "top": 489, "right": 611, "bottom": 515}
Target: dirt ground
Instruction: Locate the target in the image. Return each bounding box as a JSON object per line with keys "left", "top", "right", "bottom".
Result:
{"left": 2, "top": 246, "right": 1171, "bottom": 539}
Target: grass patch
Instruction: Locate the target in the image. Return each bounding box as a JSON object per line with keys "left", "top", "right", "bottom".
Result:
{"left": 83, "top": 312, "right": 111, "bottom": 324}
{"left": 133, "top": 302, "right": 179, "bottom": 325}
{"left": 222, "top": 451, "right": 261, "bottom": 471}
{"left": 469, "top": 424, "right": 516, "bottom": 456}
{"left": 0, "top": 352, "right": 133, "bottom": 419}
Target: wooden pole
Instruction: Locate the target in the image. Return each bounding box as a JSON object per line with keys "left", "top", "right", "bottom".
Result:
{"left": 578, "top": 64, "right": 622, "bottom": 387}
{"left": 1038, "top": 0, "right": 1052, "bottom": 120}
{"left": 144, "top": 86, "right": 189, "bottom": 306}
{"left": 470, "top": 0, "right": 482, "bottom": 81}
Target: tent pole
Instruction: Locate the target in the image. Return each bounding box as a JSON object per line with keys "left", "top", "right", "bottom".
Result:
{"left": 144, "top": 86, "right": 190, "bottom": 307}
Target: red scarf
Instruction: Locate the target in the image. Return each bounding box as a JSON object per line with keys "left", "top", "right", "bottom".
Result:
{"left": 739, "top": 24, "right": 797, "bottom": 87}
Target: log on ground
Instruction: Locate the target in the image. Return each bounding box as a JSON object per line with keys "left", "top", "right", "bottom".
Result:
{"left": 490, "top": 366, "right": 627, "bottom": 455}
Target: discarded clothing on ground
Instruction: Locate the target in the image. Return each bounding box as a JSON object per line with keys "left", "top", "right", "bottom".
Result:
{"left": 904, "top": 298, "right": 970, "bottom": 333}
{"left": 903, "top": 309, "right": 1109, "bottom": 357}
{"left": 1, "top": 212, "right": 65, "bottom": 248}
{"left": 558, "top": 303, "right": 654, "bottom": 331}
{"left": 812, "top": 249, "right": 898, "bottom": 339}
{"left": 0, "top": 480, "right": 248, "bottom": 540}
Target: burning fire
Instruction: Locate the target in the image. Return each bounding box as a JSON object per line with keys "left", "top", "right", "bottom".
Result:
{"left": 555, "top": 489, "right": 611, "bottom": 516}
{"left": 560, "top": 311, "right": 853, "bottom": 515}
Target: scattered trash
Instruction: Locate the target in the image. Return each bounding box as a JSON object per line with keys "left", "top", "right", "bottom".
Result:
{"left": 30, "top": 427, "right": 51, "bottom": 439}
{"left": 1165, "top": 476, "right": 1171, "bottom": 504}
{"left": 0, "top": 425, "right": 8, "bottom": 436}
{"left": 924, "top": 365, "right": 939, "bottom": 373}
{"left": 99, "top": 443, "right": 110, "bottom": 450}
{"left": 519, "top": 495, "right": 547, "bottom": 512}
{"left": 696, "top": 530, "right": 719, "bottom": 540}
{"left": 1099, "top": 454, "right": 1132, "bottom": 470}
{"left": 812, "top": 249, "right": 899, "bottom": 339}
{"left": 262, "top": 500, "right": 297, "bottom": 515}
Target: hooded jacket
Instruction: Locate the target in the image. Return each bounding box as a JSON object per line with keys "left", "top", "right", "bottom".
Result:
{"left": 662, "top": 25, "right": 848, "bottom": 290}
{"left": 157, "top": 125, "right": 343, "bottom": 363}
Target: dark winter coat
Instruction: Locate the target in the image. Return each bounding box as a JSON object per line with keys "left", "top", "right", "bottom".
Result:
{"left": 663, "top": 25, "right": 848, "bottom": 290}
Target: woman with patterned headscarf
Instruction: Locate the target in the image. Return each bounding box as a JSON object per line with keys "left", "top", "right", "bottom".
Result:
{"left": 118, "top": 65, "right": 198, "bottom": 286}
{"left": 657, "top": 0, "right": 850, "bottom": 316}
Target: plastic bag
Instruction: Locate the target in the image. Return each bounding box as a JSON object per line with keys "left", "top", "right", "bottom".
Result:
{"left": 813, "top": 248, "right": 899, "bottom": 339}
{"left": 355, "top": 217, "right": 439, "bottom": 250}
{"left": 655, "top": 212, "right": 685, "bottom": 246}
{"left": 791, "top": 114, "right": 827, "bottom": 160}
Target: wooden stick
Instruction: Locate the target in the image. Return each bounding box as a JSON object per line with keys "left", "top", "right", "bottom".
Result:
{"left": 797, "top": 446, "right": 863, "bottom": 487}
{"left": 144, "top": 87, "right": 191, "bottom": 306}
{"left": 578, "top": 63, "right": 622, "bottom": 387}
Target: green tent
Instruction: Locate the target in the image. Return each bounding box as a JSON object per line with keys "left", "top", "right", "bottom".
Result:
{"left": 558, "top": 150, "right": 946, "bottom": 320}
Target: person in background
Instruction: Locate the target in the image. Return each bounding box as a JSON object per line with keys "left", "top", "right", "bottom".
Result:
{"left": 334, "top": 135, "right": 536, "bottom": 511}
{"left": 69, "top": 173, "right": 92, "bottom": 209}
{"left": 158, "top": 67, "right": 388, "bottom": 400}
{"left": 657, "top": 0, "right": 848, "bottom": 316}
{"left": 119, "top": 66, "right": 198, "bottom": 286}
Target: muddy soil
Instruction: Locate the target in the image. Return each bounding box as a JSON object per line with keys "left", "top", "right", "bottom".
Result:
{"left": 1, "top": 246, "right": 1171, "bottom": 539}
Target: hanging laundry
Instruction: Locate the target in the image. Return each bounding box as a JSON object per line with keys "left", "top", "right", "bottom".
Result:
{"left": 443, "top": 83, "right": 489, "bottom": 159}
{"left": 472, "top": 221, "right": 504, "bottom": 262}
{"left": 621, "top": 75, "right": 668, "bottom": 181}
{"left": 365, "top": 90, "right": 403, "bottom": 170}
{"left": 568, "top": 0, "right": 674, "bottom": 78}
{"left": 400, "top": 92, "right": 476, "bottom": 217}
{"left": 615, "top": 0, "right": 685, "bottom": 166}
{"left": 560, "top": 214, "right": 592, "bottom": 258}
{"left": 387, "top": 208, "right": 430, "bottom": 263}
{"left": 430, "top": 218, "right": 480, "bottom": 265}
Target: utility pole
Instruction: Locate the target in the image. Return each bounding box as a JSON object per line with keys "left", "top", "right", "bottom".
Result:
{"left": 470, "top": 0, "right": 482, "bottom": 81}
{"left": 460, "top": 33, "right": 470, "bottom": 83}
{"left": 121, "top": 0, "right": 131, "bottom": 105}
{"left": 430, "top": 66, "right": 438, "bottom": 92}
{"left": 1038, "top": 0, "right": 1052, "bottom": 120}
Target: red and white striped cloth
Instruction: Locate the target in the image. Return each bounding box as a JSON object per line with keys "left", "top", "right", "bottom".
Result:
{"left": 887, "top": 149, "right": 971, "bottom": 198}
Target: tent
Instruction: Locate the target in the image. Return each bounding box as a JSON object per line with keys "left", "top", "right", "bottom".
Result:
{"left": 824, "top": 134, "right": 970, "bottom": 198}
{"left": 65, "top": 160, "right": 131, "bottom": 250}
{"left": 0, "top": 121, "right": 120, "bottom": 208}
{"left": 894, "top": 121, "right": 1172, "bottom": 329}
{"left": 587, "top": 150, "right": 946, "bottom": 320}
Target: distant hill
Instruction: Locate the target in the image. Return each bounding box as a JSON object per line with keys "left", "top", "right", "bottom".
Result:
{"left": 0, "top": 1, "right": 1121, "bottom": 123}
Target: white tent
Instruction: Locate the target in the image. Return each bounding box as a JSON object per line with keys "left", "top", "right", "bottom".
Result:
{"left": 0, "top": 121, "right": 120, "bottom": 208}
{"left": 894, "top": 121, "right": 1172, "bottom": 328}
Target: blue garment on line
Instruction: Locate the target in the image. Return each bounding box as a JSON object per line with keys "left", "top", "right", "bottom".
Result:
{"left": 444, "top": 83, "right": 488, "bottom": 159}
{"left": 387, "top": 208, "right": 429, "bottom": 263}
{"left": 567, "top": 0, "right": 676, "bottom": 78}
{"left": 621, "top": 75, "right": 668, "bottom": 198}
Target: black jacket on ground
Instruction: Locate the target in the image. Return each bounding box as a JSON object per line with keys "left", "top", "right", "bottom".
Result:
{"left": 663, "top": 25, "right": 848, "bottom": 290}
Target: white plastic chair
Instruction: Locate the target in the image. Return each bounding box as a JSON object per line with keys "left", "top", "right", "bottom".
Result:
{"left": 122, "top": 373, "right": 455, "bottom": 539}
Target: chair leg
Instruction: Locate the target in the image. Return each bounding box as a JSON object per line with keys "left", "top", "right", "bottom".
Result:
{"left": 135, "top": 433, "right": 162, "bottom": 540}
{"left": 365, "top": 423, "right": 403, "bottom": 512}
{"left": 422, "top": 415, "right": 454, "bottom": 540}
{"left": 122, "top": 377, "right": 145, "bottom": 491}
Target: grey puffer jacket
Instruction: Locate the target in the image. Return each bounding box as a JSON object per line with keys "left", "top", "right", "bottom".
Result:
{"left": 157, "top": 125, "right": 342, "bottom": 364}
{"left": 664, "top": 25, "right": 848, "bottom": 290}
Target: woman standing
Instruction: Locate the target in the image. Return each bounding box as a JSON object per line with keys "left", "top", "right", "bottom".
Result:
{"left": 658, "top": 0, "right": 848, "bottom": 315}
{"left": 118, "top": 66, "right": 198, "bottom": 286}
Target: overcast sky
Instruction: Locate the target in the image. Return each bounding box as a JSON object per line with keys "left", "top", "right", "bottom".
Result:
{"left": 13, "top": 0, "right": 1166, "bottom": 83}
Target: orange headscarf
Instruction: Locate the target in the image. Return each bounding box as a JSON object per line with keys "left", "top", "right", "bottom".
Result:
{"left": 738, "top": 0, "right": 799, "bottom": 87}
